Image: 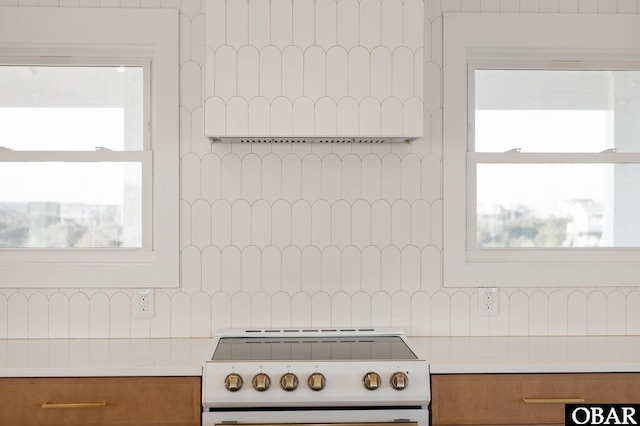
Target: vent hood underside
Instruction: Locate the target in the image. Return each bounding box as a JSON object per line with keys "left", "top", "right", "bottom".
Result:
{"left": 211, "top": 137, "right": 414, "bottom": 144}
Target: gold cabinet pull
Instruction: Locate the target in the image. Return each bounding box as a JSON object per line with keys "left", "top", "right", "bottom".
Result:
{"left": 42, "top": 402, "right": 107, "bottom": 409}
{"left": 523, "top": 398, "right": 585, "bottom": 404}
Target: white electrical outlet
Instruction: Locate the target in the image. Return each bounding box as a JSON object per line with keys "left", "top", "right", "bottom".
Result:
{"left": 478, "top": 287, "right": 498, "bottom": 316}
{"left": 134, "top": 289, "right": 154, "bottom": 318}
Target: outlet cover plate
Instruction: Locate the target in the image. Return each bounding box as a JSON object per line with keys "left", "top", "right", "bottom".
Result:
{"left": 134, "top": 288, "right": 154, "bottom": 319}
{"left": 478, "top": 287, "right": 498, "bottom": 316}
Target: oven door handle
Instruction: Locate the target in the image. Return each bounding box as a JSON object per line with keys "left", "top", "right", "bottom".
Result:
{"left": 214, "top": 423, "right": 418, "bottom": 426}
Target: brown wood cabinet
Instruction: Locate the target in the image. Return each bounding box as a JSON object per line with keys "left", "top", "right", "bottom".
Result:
{"left": 0, "top": 376, "right": 201, "bottom": 426}
{"left": 431, "top": 373, "right": 640, "bottom": 426}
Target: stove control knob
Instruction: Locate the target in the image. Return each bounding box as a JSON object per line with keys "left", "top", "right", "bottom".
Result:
{"left": 280, "top": 373, "right": 299, "bottom": 391}
{"left": 252, "top": 373, "right": 271, "bottom": 391}
{"left": 390, "top": 372, "right": 409, "bottom": 390}
{"left": 307, "top": 373, "right": 326, "bottom": 391}
{"left": 362, "top": 372, "right": 381, "bottom": 390}
{"left": 224, "top": 373, "right": 243, "bottom": 392}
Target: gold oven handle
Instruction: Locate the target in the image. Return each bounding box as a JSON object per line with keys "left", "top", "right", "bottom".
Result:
{"left": 522, "top": 398, "right": 585, "bottom": 404}
{"left": 215, "top": 424, "right": 418, "bottom": 426}
{"left": 42, "top": 402, "right": 107, "bottom": 409}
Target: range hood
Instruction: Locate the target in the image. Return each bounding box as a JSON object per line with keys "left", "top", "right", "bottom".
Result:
{"left": 211, "top": 137, "right": 413, "bottom": 144}
{"left": 204, "top": 0, "right": 425, "bottom": 143}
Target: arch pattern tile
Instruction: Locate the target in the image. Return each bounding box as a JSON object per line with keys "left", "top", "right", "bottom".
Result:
{"left": 204, "top": 0, "right": 425, "bottom": 137}
{"left": 1, "top": 1, "right": 640, "bottom": 339}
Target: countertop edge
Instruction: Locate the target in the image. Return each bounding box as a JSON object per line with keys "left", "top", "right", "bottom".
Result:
{"left": 0, "top": 367, "right": 205, "bottom": 377}
{"left": 429, "top": 363, "right": 640, "bottom": 374}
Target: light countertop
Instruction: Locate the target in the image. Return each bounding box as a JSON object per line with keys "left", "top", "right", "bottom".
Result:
{"left": 408, "top": 336, "right": 640, "bottom": 374}
{"left": 2, "top": 336, "right": 640, "bottom": 377}
{"left": 0, "top": 338, "right": 213, "bottom": 377}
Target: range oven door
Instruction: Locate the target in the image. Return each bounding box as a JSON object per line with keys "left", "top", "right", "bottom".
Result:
{"left": 203, "top": 407, "right": 429, "bottom": 426}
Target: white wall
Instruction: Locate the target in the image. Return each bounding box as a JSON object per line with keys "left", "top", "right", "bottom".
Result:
{"left": 1, "top": 0, "right": 640, "bottom": 338}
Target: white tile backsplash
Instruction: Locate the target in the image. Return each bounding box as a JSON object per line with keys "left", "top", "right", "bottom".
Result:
{"left": 1, "top": 0, "right": 640, "bottom": 338}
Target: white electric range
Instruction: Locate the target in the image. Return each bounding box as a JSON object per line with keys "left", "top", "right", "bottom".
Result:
{"left": 202, "top": 328, "right": 430, "bottom": 426}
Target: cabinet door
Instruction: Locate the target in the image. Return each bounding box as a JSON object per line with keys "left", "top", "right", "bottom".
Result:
{"left": 0, "top": 376, "right": 201, "bottom": 426}
{"left": 431, "top": 373, "right": 640, "bottom": 425}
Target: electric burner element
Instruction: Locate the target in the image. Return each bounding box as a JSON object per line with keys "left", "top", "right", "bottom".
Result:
{"left": 202, "top": 328, "right": 430, "bottom": 409}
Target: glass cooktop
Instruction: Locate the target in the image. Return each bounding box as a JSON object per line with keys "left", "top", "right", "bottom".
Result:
{"left": 211, "top": 336, "right": 418, "bottom": 361}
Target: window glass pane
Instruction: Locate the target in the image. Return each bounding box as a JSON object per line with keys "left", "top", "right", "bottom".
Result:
{"left": 0, "top": 66, "right": 144, "bottom": 151}
{"left": 475, "top": 70, "right": 640, "bottom": 153}
{"left": 0, "top": 162, "right": 141, "bottom": 248}
{"left": 476, "top": 163, "right": 640, "bottom": 248}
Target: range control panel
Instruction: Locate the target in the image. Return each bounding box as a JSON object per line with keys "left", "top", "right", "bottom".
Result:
{"left": 203, "top": 360, "right": 429, "bottom": 408}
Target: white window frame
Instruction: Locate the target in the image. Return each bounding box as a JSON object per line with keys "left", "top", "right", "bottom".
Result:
{"left": 443, "top": 13, "right": 640, "bottom": 287}
{"left": 0, "top": 8, "right": 179, "bottom": 288}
